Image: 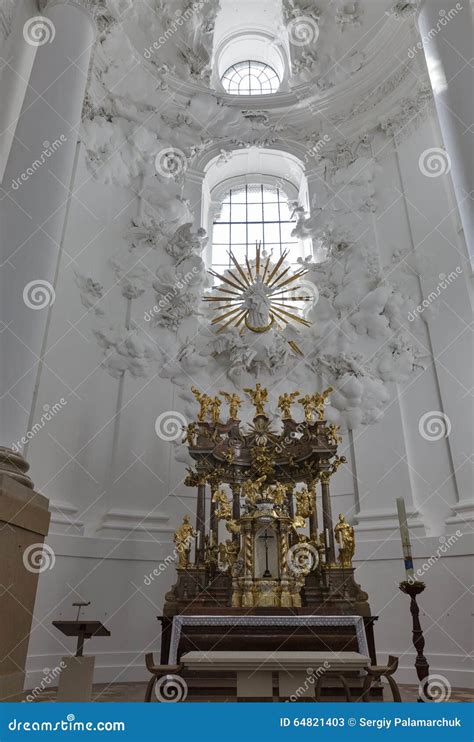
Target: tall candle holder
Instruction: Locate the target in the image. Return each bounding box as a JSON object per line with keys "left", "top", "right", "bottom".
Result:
{"left": 399, "top": 580, "right": 431, "bottom": 702}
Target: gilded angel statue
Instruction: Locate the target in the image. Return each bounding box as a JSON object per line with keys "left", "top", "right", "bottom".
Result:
{"left": 277, "top": 391, "right": 300, "bottom": 420}
{"left": 191, "top": 387, "right": 212, "bottom": 421}
{"left": 243, "top": 383, "right": 268, "bottom": 416}
{"left": 219, "top": 391, "right": 242, "bottom": 420}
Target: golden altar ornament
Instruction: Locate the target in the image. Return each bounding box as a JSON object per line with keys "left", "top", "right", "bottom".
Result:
{"left": 174, "top": 515, "right": 197, "bottom": 569}
{"left": 204, "top": 243, "right": 315, "bottom": 356}
{"left": 165, "top": 384, "right": 368, "bottom": 614}
{"left": 334, "top": 513, "right": 355, "bottom": 568}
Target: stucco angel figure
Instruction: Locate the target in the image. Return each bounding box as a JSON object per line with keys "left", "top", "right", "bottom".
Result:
{"left": 166, "top": 222, "right": 207, "bottom": 260}
{"left": 174, "top": 515, "right": 197, "bottom": 569}
{"left": 334, "top": 513, "right": 355, "bottom": 567}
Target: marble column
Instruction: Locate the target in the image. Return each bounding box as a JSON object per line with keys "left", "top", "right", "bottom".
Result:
{"left": 417, "top": 0, "right": 473, "bottom": 261}
{"left": 320, "top": 475, "right": 336, "bottom": 564}
{"left": 231, "top": 482, "right": 241, "bottom": 543}
{"left": 0, "top": 0, "right": 96, "bottom": 457}
{"left": 195, "top": 478, "right": 206, "bottom": 562}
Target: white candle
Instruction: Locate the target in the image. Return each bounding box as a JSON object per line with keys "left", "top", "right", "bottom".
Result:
{"left": 396, "top": 497, "right": 415, "bottom": 580}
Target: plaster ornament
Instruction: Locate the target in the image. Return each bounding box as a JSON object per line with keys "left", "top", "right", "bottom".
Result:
{"left": 74, "top": 272, "right": 105, "bottom": 315}
{"left": 93, "top": 321, "right": 159, "bottom": 379}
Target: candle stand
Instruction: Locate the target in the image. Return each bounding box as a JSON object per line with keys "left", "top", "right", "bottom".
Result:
{"left": 399, "top": 580, "right": 431, "bottom": 701}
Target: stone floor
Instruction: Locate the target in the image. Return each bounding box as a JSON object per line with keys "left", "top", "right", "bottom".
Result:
{"left": 28, "top": 681, "right": 474, "bottom": 703}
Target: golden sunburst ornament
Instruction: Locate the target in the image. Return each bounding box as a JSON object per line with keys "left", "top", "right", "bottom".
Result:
{"left": 204, "top": 243, "right": 314, "bottom": 356}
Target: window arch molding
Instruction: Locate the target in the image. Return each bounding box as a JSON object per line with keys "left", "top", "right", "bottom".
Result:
{"left": 201, "top": 148, "right": 311, "bottom": 270}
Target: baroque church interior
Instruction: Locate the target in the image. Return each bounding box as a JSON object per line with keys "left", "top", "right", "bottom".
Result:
{"left": 0, "top": 0, "right": 473, "bottom": 708}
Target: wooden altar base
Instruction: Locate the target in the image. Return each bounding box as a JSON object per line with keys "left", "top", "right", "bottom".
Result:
{"left": 162, "top": 670, "right": 382, "bottom": 701}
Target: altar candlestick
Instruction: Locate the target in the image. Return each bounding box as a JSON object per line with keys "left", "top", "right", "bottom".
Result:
{"left": 396, "top": 497, "right": 415, "bottom": 580}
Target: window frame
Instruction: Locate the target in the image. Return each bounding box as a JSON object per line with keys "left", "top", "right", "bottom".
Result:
{"left": 210, "top": 179, "right": 306, "bottom": 273}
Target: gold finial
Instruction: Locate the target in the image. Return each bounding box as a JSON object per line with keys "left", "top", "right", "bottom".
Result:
{"left": 334, "top": 513, "right": 355, "bottom": 568}
{"left": 312, "top": 386, "right": 333, "bottom": 421}
{"left": 219, "top": 391, "right": 242, "bottom": 420}
{"left": 277, "top": 391, "right": 300, "bottom": 420}
{"left": 174, "top": 515, "right": 197, "bottom": 569}
{"left": 243, "top": 383, "right": 268, "bottom": 416}
{"left": 191, "top": 387, "right": 212, "bottom": 422}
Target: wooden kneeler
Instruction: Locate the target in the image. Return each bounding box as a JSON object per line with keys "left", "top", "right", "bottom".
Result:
{"left": 144, "top": 653, "right": 184, "bottom": 702}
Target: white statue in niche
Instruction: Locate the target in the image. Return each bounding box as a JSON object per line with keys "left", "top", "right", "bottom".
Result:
{"left": 243, "top": 275, "right": 273, "bottom": 332}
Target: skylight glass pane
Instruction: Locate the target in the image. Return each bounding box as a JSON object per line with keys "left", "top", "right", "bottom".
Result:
{"left": 221, "top": 61, "right": 280, "bottom": 96}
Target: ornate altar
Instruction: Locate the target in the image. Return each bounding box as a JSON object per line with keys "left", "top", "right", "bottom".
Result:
{"left": 163, "top": 385, "right": 373, "bottom": 636}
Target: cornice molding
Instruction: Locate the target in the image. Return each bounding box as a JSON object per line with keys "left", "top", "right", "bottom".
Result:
{"left": 38, "top": 0, "right": 106, "bottom": 19}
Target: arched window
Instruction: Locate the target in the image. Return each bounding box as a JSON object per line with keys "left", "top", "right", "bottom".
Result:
{"left": 221, "top": 61, "right": 280, "bottom": 95}
{"left": 211, "top": 183, "right": 305, "bottom": 271}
